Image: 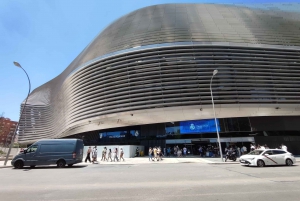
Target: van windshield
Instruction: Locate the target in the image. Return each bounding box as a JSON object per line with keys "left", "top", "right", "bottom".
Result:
{"left": 27, "top": 145, "right": 38, "bottom": 153}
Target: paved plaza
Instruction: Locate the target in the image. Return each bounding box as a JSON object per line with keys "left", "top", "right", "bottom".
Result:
{"left": 1, "top": 159, "right": 300, "bottom": 201}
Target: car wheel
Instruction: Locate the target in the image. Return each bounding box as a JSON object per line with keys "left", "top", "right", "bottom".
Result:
{"left": 30, "top": 165, "right": 36, "bottom": 168}
{"left": 57, "top": 160, "right": 66, "bottom": 168}
{"left": 286, "top": 159, "right": 293, "bottom": 166}
{"left": 68, "top": 164, "right": 73, "bottom": 167}
{"left": 257, "top": 160, "right": 265, "bottom": 167}
{"left": 14, "top": 160, "right": 24, "bottom": 169}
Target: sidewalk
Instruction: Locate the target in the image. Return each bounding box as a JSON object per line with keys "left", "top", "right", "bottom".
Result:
{"left": 0, "top": 157, "right": 216, "bottom": 168}
{"left": 2, "top": 157, "right": 300, "bottom": 168}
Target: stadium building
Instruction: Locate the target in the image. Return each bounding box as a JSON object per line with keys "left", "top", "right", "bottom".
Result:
{"left": 18, "top": 3, "right": 300, "bottom": 154}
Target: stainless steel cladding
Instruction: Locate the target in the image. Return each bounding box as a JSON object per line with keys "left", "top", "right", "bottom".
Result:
{"left": 18, "top": 4, "right": 300, "bottom": 144}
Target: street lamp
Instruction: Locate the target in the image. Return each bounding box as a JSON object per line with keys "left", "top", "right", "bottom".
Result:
{"left": 210, "top": 69, "right": 223, "bottom": 162}
{"left": 4, "top": 62, "right": 31, "bottom": 166}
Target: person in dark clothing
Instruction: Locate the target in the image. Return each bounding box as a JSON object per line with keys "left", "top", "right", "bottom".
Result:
{"left": 85, "top": 146, "right": 92, "bottom": 163}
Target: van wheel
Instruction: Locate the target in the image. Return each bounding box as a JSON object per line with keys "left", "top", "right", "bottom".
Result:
{"left": 68, "top": 164, "right": 73, "bottom": 167}
{"left": 14, "top": 160, "right": 24, "bottom": 169}
{"left": 57, "top": 160, "right": 66, "bottom": 168}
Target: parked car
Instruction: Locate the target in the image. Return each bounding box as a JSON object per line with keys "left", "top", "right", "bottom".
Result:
{"left": 11, "top": 139, "right": 83, "bottom": 169}
{"left": 239, "top": 149, "right": 296, "bottom": 167}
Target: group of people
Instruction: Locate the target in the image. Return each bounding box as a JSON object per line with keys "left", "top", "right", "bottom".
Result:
{"left": 198, "top": 145, "right": 220, "bottom": 157}
{"left": 225, "top": 143, "right": 289, "bottom": 157}
{"left": 85, "top": 146, "right": 125, "bottom": 163}
{"left": 148, "top": 147, "right": 164, "bottom": 161}
{"left": 165, "top": 146, "right": 190, "bottom": 157}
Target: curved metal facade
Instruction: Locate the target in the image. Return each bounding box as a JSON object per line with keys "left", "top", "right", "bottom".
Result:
{"left": 18, "top": 3, "right": 300, "bottom": 143}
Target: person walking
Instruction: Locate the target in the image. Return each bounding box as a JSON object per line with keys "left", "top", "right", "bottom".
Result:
{"left": 113, "top": 148, "right": 119, "bottom": 162}
{"left": 250, "top": 144, "right": 255, "bottom": 151}
{"left": 167, "top": 147, "right": 171, "bottom": 157}
{"left": 85, "top": 146, "right": 92, "bottom": 163}
{"left": 281, "top": 144, "right": 287, "bottom": 151}
{"left": 199, "top": 146, "right": 203, "bottom": 157}
{"left": 149, "top": 147, "right": 153, "bottom": 161}
{"left": 153, "top": 147, "right": 158, "bottom": 161}
{"left": 120, "top": 148, "right": 125, "bottom": 161}
{"left": 107, "top": 148, "right": 113, "bottom": 162}
{"left": 240, "top": 146, "right": 244, "bottom": 155}
{"left": 237, "top": 146, "right": 241, "bottom": 157}
{"left": 183, "top": 146, "right": 187, "bottom": 157}
{"left": 92, "top": 146, "right": 98, "bottom": 163}
{"left": 101, "top": 147, "right": 107, "bottom": 161}
{"left": 242, "top": 145, "right": 247, "bottom": 154}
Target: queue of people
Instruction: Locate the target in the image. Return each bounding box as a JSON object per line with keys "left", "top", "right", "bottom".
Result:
{"left": 84, "top": 146, "right": 125, "bottom": 163}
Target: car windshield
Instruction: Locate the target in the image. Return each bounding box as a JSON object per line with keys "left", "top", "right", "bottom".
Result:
{"left": 247, "top": 150, "right": 264, "bottom": 155}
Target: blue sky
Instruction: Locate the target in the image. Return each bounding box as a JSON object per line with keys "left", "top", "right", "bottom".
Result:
{"left": 0, "top": 0, "right": 299, "bottom": 121}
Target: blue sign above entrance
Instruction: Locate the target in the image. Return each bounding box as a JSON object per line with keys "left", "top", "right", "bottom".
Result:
{"left": 180, "top": 119, "right": 220, "bottom": 134}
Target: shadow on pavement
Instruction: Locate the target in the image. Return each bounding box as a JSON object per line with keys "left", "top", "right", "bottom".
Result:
{"left": 242, "top": 164, "right": 298, "bottom": 168}
{"left": 12, "top": 165, "right": 88, "bottom": 170}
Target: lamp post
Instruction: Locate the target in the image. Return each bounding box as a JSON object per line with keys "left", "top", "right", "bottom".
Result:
{"left": 210, "top": 69, "right": 223, "bottom": 162}
{"left": 4, "top": 62, "right": 31, "bottom": 166}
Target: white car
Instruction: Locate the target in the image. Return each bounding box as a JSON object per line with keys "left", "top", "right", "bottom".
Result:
{"left": 239, "top": 149, "right": 296, "bottom": 167}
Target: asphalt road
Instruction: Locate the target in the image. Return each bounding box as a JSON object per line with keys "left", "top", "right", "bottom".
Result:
{"left": 1, "top": 163, "right": 300, "bottom": 201}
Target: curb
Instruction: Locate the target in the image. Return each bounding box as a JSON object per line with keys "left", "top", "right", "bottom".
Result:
{"left": 208, "top": 162, "right": 239, "bottom": 165}
{"left": 0, "top": 165, "right": 12, "bottom": 169}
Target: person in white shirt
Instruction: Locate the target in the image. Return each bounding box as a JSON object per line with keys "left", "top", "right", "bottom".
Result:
{"left": 260, "top": 145, "right": 265, "bottom": 150}
{"left": 242, "top": 146, "right": 247, "bottom": 154}
{"left": 92, "top": 146, "right": 98, "bottom": 163}
{"left": 250, "top": 144, "right": 255, "bottom": 151}
{"left": 281, "top": 144, "right": 287, "bottom": 151}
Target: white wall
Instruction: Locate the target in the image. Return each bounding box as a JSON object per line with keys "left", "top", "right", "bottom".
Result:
{"left": 83, "top": 145, "right": 144, "bottom": 159}
{"left": 0, "top": 147, "right": 20, "bottom": 156}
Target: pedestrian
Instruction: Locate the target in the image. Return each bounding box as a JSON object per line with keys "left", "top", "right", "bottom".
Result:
{"left": 264, "top": 144, "right": 269, "bottom": 149}
{"left": 174, "top": 146, "right": 177, "bottom": 156}
{"left": 149, "top": 147, "right": 153, "bottom": 161}
{"left": 92, "top": 146, "right": 98, "bottom": 163}
{"left": 113, "top": 148, "right": 119, "bottom": 162}
{"left": 158, "top": 147, "right": 163, "bottom": 161}
{"left": 250, "top": 144, "right": 255, "bottom": 151}
{"left": 281, "top": 144, "right": 287, "bottom": 151}
{"left": 167, "top": 147, "right": 171, "bottom": 157}
{"left": 199, "top": 146, "right": 203, "bottom": 157}
{"left": 153, "top": 147, "right": 158, "bottom": 161}
{"left": 101, "top": 147, "right": 107, "bottom": 161}
{"left": 120, "top": 148, "right": 125, "bottom": 161}
{"left": 85, "top": 146, "right": 92, "bottom": 163}
{"left": 237, "top": 146, "right": 241, "bottom": 157}
{"left": 242, "top": 145, "right": 247, "bottom": 154}
{"left": 240, "top": 146, "right": 244, "bottom": 155}
{"left": 107, "top": 148, "right": 112, "bottom": 162}
{"left": 177, "top": 149, "right": 182, "bottom": 157}
{"left": 183, "top": 146, "right": 187, "bottom": 157}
